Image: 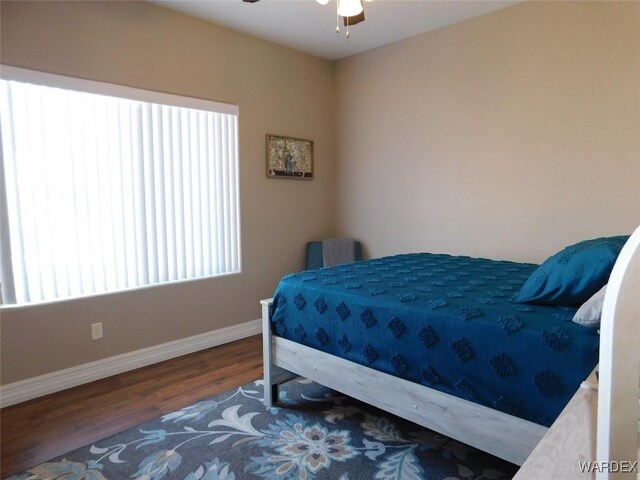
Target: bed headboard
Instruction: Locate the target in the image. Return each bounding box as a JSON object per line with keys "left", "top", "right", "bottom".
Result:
{"left": 597, "top": 225, "right": 640, "bottom": 478}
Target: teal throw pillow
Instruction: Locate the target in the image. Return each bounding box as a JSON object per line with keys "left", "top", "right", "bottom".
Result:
{"left": 512, "top": 236, "right": 629, "bottom": 306}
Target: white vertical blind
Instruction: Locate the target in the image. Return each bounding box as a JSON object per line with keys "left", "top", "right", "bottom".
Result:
{"left": 0, "top": 69, "right": 240, "bottom": 305}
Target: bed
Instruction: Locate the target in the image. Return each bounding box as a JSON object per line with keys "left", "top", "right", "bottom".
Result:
{"left": 261, "top": 228, "right": 640, "bottom": 472}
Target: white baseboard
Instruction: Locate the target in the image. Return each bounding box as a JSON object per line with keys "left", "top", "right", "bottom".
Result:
{"left": 0, "top": 318, "right": 262, "bottom": 408}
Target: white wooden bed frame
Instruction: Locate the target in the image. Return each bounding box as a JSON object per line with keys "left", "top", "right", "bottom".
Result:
{"left": 261, "top": 226, "right": 640, "bottom": 474}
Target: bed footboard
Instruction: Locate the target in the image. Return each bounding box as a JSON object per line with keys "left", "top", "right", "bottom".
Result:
{"left": 261, "top": 298, "right": 296, "bottom": 407}
{"left": 261, "top": 298, "right": 274, "bottom": 407}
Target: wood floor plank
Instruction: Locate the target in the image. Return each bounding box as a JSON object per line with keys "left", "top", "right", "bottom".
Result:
{"left": 0, "top": 335, "right": 263, "bottom": 478}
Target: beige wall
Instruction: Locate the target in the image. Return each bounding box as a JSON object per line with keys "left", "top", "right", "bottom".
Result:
{"left": 335, "top": 1, "right": 640, "bottom": 264}
{"left": 0, "top": 1, "right": 336, "bottom": 384}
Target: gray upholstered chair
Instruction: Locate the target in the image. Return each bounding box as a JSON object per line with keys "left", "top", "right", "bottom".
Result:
{"left": 305, "top": 240, "right": 362, "bottom": 270}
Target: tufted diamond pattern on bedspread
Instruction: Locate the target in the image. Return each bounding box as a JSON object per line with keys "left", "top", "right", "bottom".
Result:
{"left": 270, "top": 253, "right": 600, "bottom": 427}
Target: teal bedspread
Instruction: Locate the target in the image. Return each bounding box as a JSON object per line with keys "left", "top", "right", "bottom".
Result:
{"left": 270, "top": 253, "right": 600, "bottom": 426}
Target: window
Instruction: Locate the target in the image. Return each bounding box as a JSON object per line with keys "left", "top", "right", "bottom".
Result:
{"left": 0, "top": 67, "right": 240, "bottom": 305}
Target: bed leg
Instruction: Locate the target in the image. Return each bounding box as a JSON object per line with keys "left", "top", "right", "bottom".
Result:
{"left": 261, "top": 298, "right": 276, "bottom": 407}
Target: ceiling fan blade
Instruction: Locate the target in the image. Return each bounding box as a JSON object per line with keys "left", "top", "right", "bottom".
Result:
{"left": 242, "top": 0, "right": 260, "bottom": 3}
{"left": 343, "top": 10, "right": 365, "bottom": 26}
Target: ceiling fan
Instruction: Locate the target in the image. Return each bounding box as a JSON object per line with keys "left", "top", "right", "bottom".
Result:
{"left": 241, "top": 0, "right": 368, "bottom": 37}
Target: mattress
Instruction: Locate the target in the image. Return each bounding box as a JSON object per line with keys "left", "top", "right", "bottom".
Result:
{"left": 270, "top": 252, "right": 600, "bottom": 427}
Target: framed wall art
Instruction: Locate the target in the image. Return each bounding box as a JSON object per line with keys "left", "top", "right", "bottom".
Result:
{"left": 266, "top": 134, "right": 313, "bottom": 179}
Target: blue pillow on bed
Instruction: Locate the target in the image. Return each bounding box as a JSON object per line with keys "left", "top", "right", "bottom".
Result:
{"left": 512, "top": 236, "right": 628, "bottom": 307}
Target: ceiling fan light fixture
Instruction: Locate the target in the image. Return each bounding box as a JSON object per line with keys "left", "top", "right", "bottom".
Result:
{"left": 337, "top": 0, "right": 363, "bottom": 18}
{"left": 315, "top": 0, "right": 330, "bottom": 5}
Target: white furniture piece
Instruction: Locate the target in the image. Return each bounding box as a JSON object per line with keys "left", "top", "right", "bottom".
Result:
{"left": 261, "top": 226, "right": 640, "bottom": 472}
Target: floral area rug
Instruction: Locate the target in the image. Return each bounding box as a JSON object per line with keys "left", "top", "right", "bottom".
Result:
{"left": 8, "top": 378, "right": 519, "bottom": 480}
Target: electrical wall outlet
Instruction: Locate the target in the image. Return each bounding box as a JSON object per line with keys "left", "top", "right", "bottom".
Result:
{"left": 91, "top": 322, "right": 103, "bottom": 340}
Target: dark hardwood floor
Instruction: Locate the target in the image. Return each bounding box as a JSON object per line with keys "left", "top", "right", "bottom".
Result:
{"left": 0, "top": 335, "right": 263, "bottom": 478}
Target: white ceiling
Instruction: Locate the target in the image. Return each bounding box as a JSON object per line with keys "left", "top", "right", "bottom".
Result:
{"left": 152, "top": 0, "right": 521, "bottom": 61}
